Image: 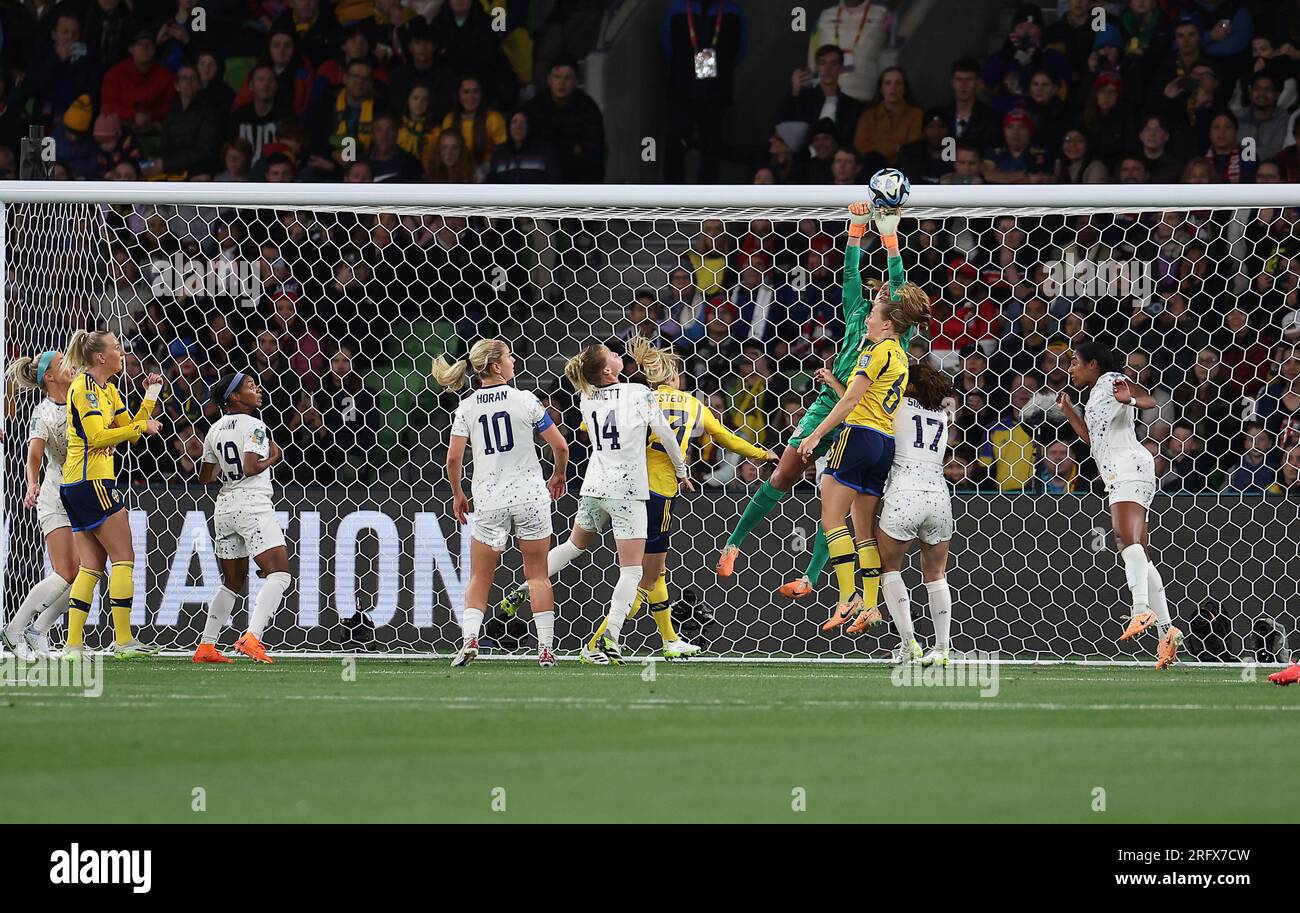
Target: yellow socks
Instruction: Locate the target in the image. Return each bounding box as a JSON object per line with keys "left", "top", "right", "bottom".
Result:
{"left": 646, "top": 576, "right": 677, "bottom": 645}
{"left": 590, "top": 587, "right": 650, "bottom": 651}
{"left": 66, "top": 567, "right": 103, "bottom": 649}
{"left": 109, "top": 561, "right": 134, "bottom": 646}
{"left": 826, "top": 526, "right": 857, "bottom": 603}
{"left": 858, "top": 539, "right": 881, "bottom": 611}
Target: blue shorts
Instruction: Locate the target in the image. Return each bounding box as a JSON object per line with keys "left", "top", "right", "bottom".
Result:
{"left": 826, "top": 425, "right": 895, "bottom": 496}
{"left": 645, "top": 493, "right": 675, "bottom": 555}
{"left": 60, "top": 479, "right": 125, "bottom": 532}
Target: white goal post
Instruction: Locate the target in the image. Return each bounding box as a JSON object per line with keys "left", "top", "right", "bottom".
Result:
{"left": 2, "top": 181, "right": 1299, "bottom": 663}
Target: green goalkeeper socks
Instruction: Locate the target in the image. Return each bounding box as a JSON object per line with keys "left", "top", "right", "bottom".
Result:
{"left": 726, "top": 480, "right": 788, "bottom": 549}
{"left": 802, "top": 524, "right": 829, "bottom": 583}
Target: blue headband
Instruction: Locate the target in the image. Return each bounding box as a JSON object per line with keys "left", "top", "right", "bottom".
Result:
{"left": 35, "top": 351, "right": 57, "bottom": 388}
{"left": 222, "top": 371, "right": 246, "bottom": 404}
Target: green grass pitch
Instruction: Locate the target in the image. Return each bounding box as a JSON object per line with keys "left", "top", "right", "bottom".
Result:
{"left": 1, "top": 659, "right": 1296, "bottom": 823}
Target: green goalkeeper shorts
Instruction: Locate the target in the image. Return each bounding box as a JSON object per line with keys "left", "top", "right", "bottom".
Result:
{"left": 787, "top": 394, "right": 841, "bottom": 455}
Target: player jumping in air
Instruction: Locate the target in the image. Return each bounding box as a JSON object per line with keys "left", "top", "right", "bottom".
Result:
{"left": 874, "top": 361, "right": 958, "bottom": 666}
{"left": 569, "top": 336, "right": 777, "bottom": 661}
{"left": 436, "top": 340, "right": 570, "bottom": 668}
{"left": 798, "top": 280, "right": 931, "bottom": 632}
{"left": 3, "top": 351, "right": 77, "bottom": 658}
{"left": 1058, "top": 341, "right": 1181, "bottom": 669}
{"left": 59, "top": 330, "right": 165, "bottom": 660}
{"left": 715, "top": 202, "right": 917, "bottom": 610}
{"left": 195, "top": 372, "right": 292, "bottom": 664}
{"left": 508, "top": 343, "right": 690, "bottom": 665}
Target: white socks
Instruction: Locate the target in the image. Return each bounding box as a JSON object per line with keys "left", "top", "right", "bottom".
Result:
{"left": 548, "top": 539, "right": 585, "bottom": 577}
{"left": 462, "top": 607, "right": 484, "bottom": 643}
{"left": 6, "top": 573, "right": 72, "bottom": 639}
{"left": 203, "top": 586, "right": 238, "bottom": 645}
{"left": 880, "top": 571, "right": 914, "bottom": 646}
{"left": 604, "top": 566, "right": 643, "bottom": 644}
{"left": 1120, "top": 544, "right": 1149, "bottom": 613}
{"left": 250, "top": 572, "right": 291, "bottom": 640}
{"left": 533, "top": 611, "right": 554, "bottom": 652}
{"left": 925, "top": 578, "right": 952, "bottom": 651}
{"left": 1147, "top": 562, "right": 1172, "bottom": 636}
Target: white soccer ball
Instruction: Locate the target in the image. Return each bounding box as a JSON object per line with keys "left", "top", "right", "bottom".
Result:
{"left": 868, "top": 168, "right": 911, "bottom": 208}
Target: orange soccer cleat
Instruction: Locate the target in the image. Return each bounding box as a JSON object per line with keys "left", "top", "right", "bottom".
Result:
{"left": 821, "top": 594, "right": 862, "bottom": 632}
{"left": 846, "top": 606, "right": 884, "bottom": 634}
{"left": 1119, "top": 610, "right": 1156, "bottom": 642}
{"left": 192, "top": 643, "right": 234, "bottom": 664}
{"left": 1155, "top": 626, "right": 1182, "bottom": 670}
{"left": 715, "top": 545, "right": 740, "bottom": 578}
{"left": 234, "top": 631, "right": 274, "bottom": 664}
{"left": 778, "top": 577, "right": 813, "bottom": 599}
{"left": 1267, "top": 663, "right": 1300, "bottom": 686}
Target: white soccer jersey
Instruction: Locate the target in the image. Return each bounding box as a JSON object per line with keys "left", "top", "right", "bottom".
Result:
{"left": 29, "top": 397, "right": 69, "bottom": 486}
{"left": 884, "top": 398, "right": 950, "bottom": 494}
{"left": 450, "top": 384, "right": 552, "bottom": 511}
{"left": 1085, "top": 372, "right": 1155, "bottom": 489}
{"left": 578, "top": 382, "right": 686, "bottom": 500}
{"left": 202, "top": 413, "right": 275, "bottom": 507}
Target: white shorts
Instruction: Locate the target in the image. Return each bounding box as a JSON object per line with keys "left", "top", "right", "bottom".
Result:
{"left": 36, "top": 481, "right": 70, "bottom": 537}
{"left": 213, "top": 505, "right": 285, "bottom": 560}
{"left": 879, "top": 489, "right": 954, "bottom": 546}
{"left": 472, "top": 501, "right": 552, "bottom": 551}
{"left": 1108, "top": 479, "right": 1156, "bottom": 509}
{"left": 575, "top": 495, "right": 647, "bottom": 540}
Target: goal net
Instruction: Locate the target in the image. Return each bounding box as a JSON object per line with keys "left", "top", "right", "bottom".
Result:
{"left": 2, "top": 184, "right": 1298, "bottom": 663}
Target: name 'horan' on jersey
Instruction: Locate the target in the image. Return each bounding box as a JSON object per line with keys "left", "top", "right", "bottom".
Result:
{"left": 202, "top": 414, "right": 275, "bottom": 505}
{"left": 578, "top": 382, "right": 684, "bottom": 501}
{"left": 450, "top": 385, "right": 554, "bottom": 510}
{"left": 1084, "top": 371, "right": 1155, "bottom": 488}
{"left": 885, "top": 397, "right": 951, "bottom": 493}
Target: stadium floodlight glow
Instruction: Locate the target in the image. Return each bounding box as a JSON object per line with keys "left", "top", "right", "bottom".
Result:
{"left": 1, "top": 182, "right": 1295, "bottom": 664}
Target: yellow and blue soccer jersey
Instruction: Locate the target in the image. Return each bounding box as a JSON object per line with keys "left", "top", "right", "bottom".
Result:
{"left": 63, "top": 372, "right": 156, "bottom": 483}
{"left": 846, "top": 338, "right": 908, "bottom": 434}
{"left": 646, "top": 385, "right": 768, "bottom": 496}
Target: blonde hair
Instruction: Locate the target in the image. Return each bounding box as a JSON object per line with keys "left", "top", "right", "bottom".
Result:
{"left": 431, "top": 339, "right": 509, "bottom": 391}
{"left": 6, "top": 355, "right": 40, "bottom": 390}
{"left": 868, "top": 279, "right": 931, "bottom": 334}
{"left": 564, "top": 344, "right": 610, "bottom": 397}
{"left": 627, "top": 335, "right": 681, "bottom": 387}
{"left": 65, "top": 329, "right": 114, "bottom": 372}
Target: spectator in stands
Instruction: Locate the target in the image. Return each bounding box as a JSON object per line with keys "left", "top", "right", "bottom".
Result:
{"left": 430, "top": 0, "right": 517, "bottom": 107}
{"left": 726, "top": 353, "right": 786, "bottom": 447}
{"left": 84, "top": 0, "right": 138, "bottom": 69}
{"left": 939, "top": 138, "right": 985, "bottom": 184}
{"left": 314, "top": 23, "right": 391, "bottom": 95}
{"left": 829, "top": 147, "right": 863, "bottom": 185}
{"left": 1198, "top": 0, "right": 1254, "bottom": 63}
{"left": 146, "top": 64, "right": 220, "bottom": 179}
{"left": 981, "top": 373, "right": 1040, "bottom": 492}
{"left": 663, "top": 0, "right": 747, "bottom": 184}
{"left": 274, "top": 0, "right": 341, "bottom": 74}
{"left": 1054, "top": 128, "right": 1109, "bottom": 183}
{"left": 1231, "top": 33, "right": 1298, "bottom": 117}
{"left": 1128, "top": 349, "right": 1177, "bottom": 438}
{"left": 806, "top": 0, "right": 891, "bottom": 103}
{"left": 980, "top": 4, "right": 1072, "bottom": 110}
{"left": 394, "top": 84, "right": 439, "bottom": 174}
{"left": 765, "top": 121, "right": 809, "bottom": 183}
{"left": 522, "top": 56, "right": 605, "bottom": 183}
{"left": 101, "top": 30, "right": 174, "bottom": 138}
{"left": 929, "top": 256, "right": 999, "bottom": 371}
{"left": 367, "top": 112, "right": 421, "bottom": 181}
{"left": 1136, "top": 114, "right": 1182, "bottom": 182}
{"left": 307, "top": 57, "right": 381, "bottom": 178}
{"left": 1044, "top": 0, "right": 1094, "bottom": 76}
{"left": 684, "top": 312, "right": 740, "bottom": 394}
{"left": 53, "top": 94, "right": 100, "bottom": 179}
{"left": 785, "top": 44, "right": 862, "bottom": 148}
{"left": 17, "top": 11, "right": 99, "bottom": 126}
{"left": 439, "top": 75, "right": 507, "bottom": 168}
{"left": 1033, "top": 439, "right": 1082, "bottom": 494}
{"left": 486, "top": 109, "right": 562, "bottom": 183}
{"left": 665, "top": 265, "right": 706, "bottom": 344}
{"left": 233, "top": 28, "right": 318, "bottom": 120}
{"left": 310, "top": 343, "right": 379, "bottom": 485}
{"left": 1022, "top": 348, "right": 1072, "bottom": 431}
{"left": 688, "top": 219, "right": 731, "bottom": 296}
{"left": 1020, "top": 69, "right": 1068, "bottom": 156}
{"left": 982, "top": 108, "right": 1051, "bottom": 184}
{"left": 938, "top": 58, "right": 1001, "bottom": 153}
{"left": 215, "top": 138, "right": 254, "bottom": 181}
{"left": 1229, "top": 423, "right": 1277, "bottom": 492}
{"left": 232, "top": 65, "right": 287, "bottom": 164}
{"left": 1237, "top": 69, "right": 1288, "bottom": 162}
{"left": 620, "top": 289, "right": 669, "bottom": 343}
{"left": 1083, "top": 72, "right": 1129, "bottom": 168}
{"left": 804, "top": 118, "right": 840, "bottom": 183}
{"left": 730, "top": 259, "right": 785, "bottom": 347}
{"left": 780, "top": 246, "right": 840, "bottom": 360}
{"left": 896, "top": 109, "right": 954, "bottom": 185}
{"left": 1255, "top": 342, "right": 1300, "bottom": 450}
{"left": 1215, "top": 304, "right": 1271, "bottom": 395}
{"left": 852, "top": 66, "right": 922, "bottom": 172}
{"left": 264, "top": 150, "right": 297, "bottom": 181}
{"left": 195, "top": 51, "right": 235, "bottom": 120}
{"left": 387, "top": 18, "right": 457, "bottom": 123}
{"left": 1162, "top": 421, "right": 1221, "bottom": 492}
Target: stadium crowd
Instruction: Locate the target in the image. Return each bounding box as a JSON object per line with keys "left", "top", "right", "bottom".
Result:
{"left": 1, "top": 0, "right": 1299, "bottom": 497}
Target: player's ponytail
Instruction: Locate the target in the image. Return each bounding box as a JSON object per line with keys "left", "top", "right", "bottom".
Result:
{"left": 1074, "top": 339, "right": 1125, "bottom": 375}
{"left": 5, "top": 355, "right": 40, "bottom": 391}
{"left": 432, "top": 339, "right": 509, "bottom": 392}
{"left": 564, "top": 344, "right": 608, "bottom": 397}
{"left": 64, "top": 329, "right": 112, "bottom": 372}
{"left": 431, "top": 354, "right": 472, "bottom": 391}
{"left": 627, "top": 335, "right": 680, "bottom": 387}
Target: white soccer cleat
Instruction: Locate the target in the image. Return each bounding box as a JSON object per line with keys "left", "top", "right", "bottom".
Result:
{"left": 1, "top": 629, "right": 33, "bottom": 660}
{"left": 23, "top": 627, "right": 52, "bottom": 659}
{"left": 538, "top": 646, "right": 557, "bottom": 668}
{"left": 579, "top": 643, "right": 611, "bottom": 666}
{"left": 891, "top": 639, "right": 923, "bottom": 665}
{"left": 921, "top": 647, "right": 949, "bottom": 667}
{"left": 662, "top": 639, "right": 701, "bottom": 661}
{"left": 451, "top": 637, "right": 479, "bottom": 668}
{"left": 112, "top": 638, "right": 161, "bottom": 660}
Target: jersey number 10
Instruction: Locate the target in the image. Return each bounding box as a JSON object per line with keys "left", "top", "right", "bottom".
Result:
{"left": 478, "top": 411, "right": 515, "bottom": 455}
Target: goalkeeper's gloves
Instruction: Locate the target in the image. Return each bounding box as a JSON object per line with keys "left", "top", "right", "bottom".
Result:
{"left": 847, "top": 202, "right": 871, "bottom": 238}
{"left": 872, "top": 205, "right": 901, "bottom": 239}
